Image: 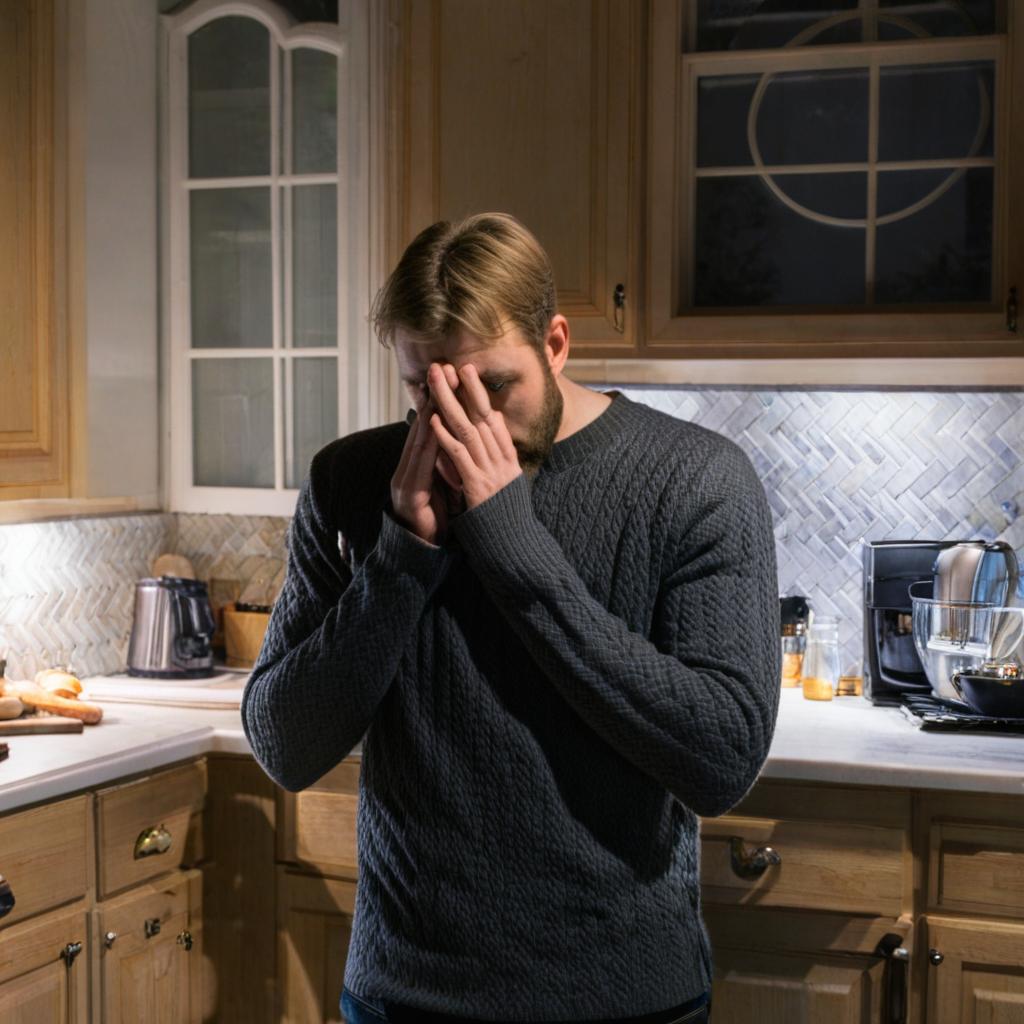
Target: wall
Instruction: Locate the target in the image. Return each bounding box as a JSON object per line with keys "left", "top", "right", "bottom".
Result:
{"left": 2, "top": 387, "right": 1021, "bottom": 682}
{"left": 67, "top": 0, "right": 161, "bottom": 505}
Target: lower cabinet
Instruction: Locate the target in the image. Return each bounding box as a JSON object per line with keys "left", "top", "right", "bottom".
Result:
{"left": 705, "top": 906, "right": 912, "bottom": 1023}
{"left": 0, "top": 902, "right": 90, "bottom": 1023}
{"left": 276, "top": 869, "right": 356, "bottom": 1024}
{"left": 923, "top": 916, "right": 1024, "bottom": 1022}
{"left": 91, "top": 868, "right": 203, "bottom": 1024}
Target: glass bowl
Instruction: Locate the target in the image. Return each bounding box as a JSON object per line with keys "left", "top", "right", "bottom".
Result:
{"left": 911, "top": 600, "right": 1024, "bottom": 702}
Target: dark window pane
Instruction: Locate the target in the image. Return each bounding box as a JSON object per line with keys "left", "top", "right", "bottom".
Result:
{"left": 879, "top": 62, "right": 994, "bottom": 162}
{"left": 756, "top": 68, "right": 869, "bottom": 165}
{"left": 875, "top": 168, "right": 993, "bottom": 303}
{"left": 697, "top": 75, "right": 758, "bottom": 168}
{"left": 693, "top": 175, "right": 866, "bottom": 307}
{"left": 878, "top": 0, "right": 996, "bottom": 37}
{"left": 693, "top": 0, "right": 861, "bottom": 51}
{"left": 188, "top": 17, "right": 270, "bottom": 178}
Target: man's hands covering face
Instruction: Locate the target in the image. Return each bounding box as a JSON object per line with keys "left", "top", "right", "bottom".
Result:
{"left": 425, "top": 361, "right": 522, "bottom": 513}
{"left": 389, "top": 361, "right": 522, "bottom": 546}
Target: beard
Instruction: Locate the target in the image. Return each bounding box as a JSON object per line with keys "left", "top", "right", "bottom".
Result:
{"left": 513, "top": 357, "right": 564, "bottom": 476}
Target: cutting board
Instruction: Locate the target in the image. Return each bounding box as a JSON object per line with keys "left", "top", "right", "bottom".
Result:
{"left": 0, "top": 716, "right": 85, "bottom": 735}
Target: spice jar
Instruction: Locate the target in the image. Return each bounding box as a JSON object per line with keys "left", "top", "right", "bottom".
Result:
{"left": 781, "top": 623, "right": 806, "bottom": 688}
{"left": 779, "top": 595, "right": 810, "bottom": 689}
{"left": 802, "top": 617, "right": 841, "bottom": 701}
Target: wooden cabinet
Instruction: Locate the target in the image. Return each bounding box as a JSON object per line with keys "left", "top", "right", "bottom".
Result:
{"left": 276, "top": 869, "right": 356, "bottom": 1024}
{"left": 922, "top": 917, "right": 1024, "bottom": 1023}
{"left": 0, "top": 0, "right": 73, "bottom": 500}
{"left": 701, "top": 781, "right": 915, "bottom": 1022}
{"left": 92, "top": 870, "right": 202, "bottom": 1024}
{"left": 403, "top": 0, "right": 645, "bottom": 355}
{"left": 0, "top": 903, "right": 90, "bottom": 1024}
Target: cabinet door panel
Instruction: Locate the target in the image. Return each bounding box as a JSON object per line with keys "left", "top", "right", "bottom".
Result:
{"left": 712, "top": 947, "right": 886, "bottom": 1024}
{"left": 405, "top": 0, "right": 643, "bottom": 353}
{"left": 277, "top": 868, "right": 356, "bottom": 1024}
{"left": 925, "top": 916, "right": 1024, "bottom": 1024}
{"left": 0, "top": 963, "right": 67, "bottom": 1024}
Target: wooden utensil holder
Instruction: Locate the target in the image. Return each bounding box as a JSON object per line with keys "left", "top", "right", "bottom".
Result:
{"left": 223, "top": 607, "right": 271, "bottom": 668}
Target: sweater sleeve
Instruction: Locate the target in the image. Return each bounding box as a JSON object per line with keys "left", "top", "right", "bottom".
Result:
{"left": 449, "top": 443, "right": 781, "bottom": 817}
{"left": 241, "top": 454, "right": 458, "bottom": 792}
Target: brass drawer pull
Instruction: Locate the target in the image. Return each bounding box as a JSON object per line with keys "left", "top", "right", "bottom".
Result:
{"left": 729, "top": 836, "right": 782, "bottom": 879}
{"left": 134, "top": 825, "right": 172, "bottom": 860}
{"left": 0, "top": 874, "right": 15, "bottom": 919}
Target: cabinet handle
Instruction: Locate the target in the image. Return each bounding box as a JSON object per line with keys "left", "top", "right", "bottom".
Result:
{"left": 928, "top": 948, "right": 944, "bottom": 966}
{"left": 104, "top": 931, "right": 118, "bottom": 949}
{"left": 613, "top": 283, "right": 626, "bottom": 333}
{"left": 144, "top": 917, "right": 162, "bottom": 939}
{"left": 874, "top": 933, "right": 909, "bottom": 1024}
{"left": 60, "top": 942, "right": 83, "bottom": 969}
{"left": 1008, "top": 286, "right": 1018, "bottom": 333}
{"left": 134, "top": 825, "right": 172, "bottom": 859}
{"left": 177, "top": 930, "right": 193, "bottom": 952}
{"left": 0, "top": 874, "right": 15, "bottom": 920}
{"left": 729, "top": 837, "right": 781, "bottom": 879}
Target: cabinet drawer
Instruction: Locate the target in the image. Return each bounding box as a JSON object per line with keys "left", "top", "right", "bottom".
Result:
{"left": 278, "top": 758, "right": 359, "bottom": 879}
{"left": 928, "top": 821, "right": 1024, "bottom": 917}
{"left": 96, "top": 760, "right": 207, "bottom": 899}
{"left": 0, "top": 795, "right": 90, "bottom": 929}
{"left": 700, "top": 814, "right": 906, "bottom": 917}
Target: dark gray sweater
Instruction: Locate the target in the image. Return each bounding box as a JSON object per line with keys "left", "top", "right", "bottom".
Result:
{"left": 241, "top": 391, "right": 780, "bottom": 1020}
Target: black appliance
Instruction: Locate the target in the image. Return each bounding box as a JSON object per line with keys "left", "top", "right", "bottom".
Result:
{"left": 862, "top": 540, "right": 959, "bottom": 706}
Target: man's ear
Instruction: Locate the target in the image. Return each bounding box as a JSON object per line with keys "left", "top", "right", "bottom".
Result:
{"left": 544, "top": 315, "right": 570, "bottom": 376}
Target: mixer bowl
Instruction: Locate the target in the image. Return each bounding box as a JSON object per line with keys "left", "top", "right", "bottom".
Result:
{"left": 911, "top": 600, "right": 1024, "bottom": 702}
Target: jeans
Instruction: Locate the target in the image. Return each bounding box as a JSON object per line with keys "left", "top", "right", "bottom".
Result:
{"left": 340, "top": 986, "right": 712, "bottom": 1024}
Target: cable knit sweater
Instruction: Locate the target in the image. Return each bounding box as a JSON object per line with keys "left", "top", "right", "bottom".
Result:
{"left": 241, "top": 390, "right": 780, "bottom": 1021}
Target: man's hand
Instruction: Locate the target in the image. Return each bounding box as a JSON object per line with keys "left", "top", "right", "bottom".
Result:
{"left": 390, "top": 384, "right": 464, "bottom": 546}
{"left": 426, "top": 361, "right": 522, "bottom": 511}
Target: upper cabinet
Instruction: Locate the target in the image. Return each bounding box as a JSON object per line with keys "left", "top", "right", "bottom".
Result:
{"left": 403, "top": 0, "right": 646, "bottom": 356}
{"left": 0, "top": 0, "right": 69, "bottom": 500}
{"left": 400, "top": 0, "right": 1024, "bottom": 364}
{"left": 162, "top": 0, "right": 377, "bottom": 515}
{"left": 647, "top": 0, "right": 1024, "bottom": 358}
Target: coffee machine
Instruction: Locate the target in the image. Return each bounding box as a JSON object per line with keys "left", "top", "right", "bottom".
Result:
{"left": 862, "top": 540, "right": 959, "bottom": 705}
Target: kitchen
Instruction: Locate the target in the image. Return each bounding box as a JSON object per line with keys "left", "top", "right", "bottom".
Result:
{"left": 1, "top": 0, "right": 1023, "bottom": 1022}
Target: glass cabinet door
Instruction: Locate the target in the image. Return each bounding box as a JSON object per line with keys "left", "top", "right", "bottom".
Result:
{"left": 171, "top": 4, "right": 342, "bottom": 501}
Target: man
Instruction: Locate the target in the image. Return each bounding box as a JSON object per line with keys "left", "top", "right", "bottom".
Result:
{"left": 242, "top": 213, "right": 780, "bottom": 1024}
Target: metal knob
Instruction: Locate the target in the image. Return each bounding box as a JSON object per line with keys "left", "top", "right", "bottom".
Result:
{"left": 60, "top": 941, "right": 83, "bottom": 968}
{"left": 0, "top": 874, "right": 15, "bottom": 919}
{"left": 928, "top": 949, "right": 944, "bottom": 966}
{"left": 177, "top": 930, "right": 193, "bottom": 951}
{"left": 144, "top": 917, "right": 161, "bottom": 939}
{"left": 729, "top": 837, "right": 782, "bottom": 879}
{"left": 104, "top": 931, "right": 118, "bottom": 949}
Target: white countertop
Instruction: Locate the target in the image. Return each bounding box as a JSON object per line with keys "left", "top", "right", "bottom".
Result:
{"left": 1, "top": 687, "right": 1022, "bottom": 815}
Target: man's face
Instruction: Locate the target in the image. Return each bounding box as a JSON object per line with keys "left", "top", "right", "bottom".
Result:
{"left": 394, "top": 322, "right": 564, "bottom": 475}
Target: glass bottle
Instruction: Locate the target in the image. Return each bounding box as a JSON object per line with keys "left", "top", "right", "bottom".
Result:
{"left": 780, "top": 623, "right": 806, "bottom": 688}
{"left": 802, "top": 617, "right": 841, "bottom": 701}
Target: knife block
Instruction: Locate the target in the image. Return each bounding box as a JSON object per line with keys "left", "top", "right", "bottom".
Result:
{"left": 223, "top": 607, "right": 271, "bottom": 668}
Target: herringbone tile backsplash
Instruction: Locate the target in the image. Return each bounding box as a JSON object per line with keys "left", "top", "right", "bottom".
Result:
{"left": 1, "top": 388, "right": 1022, "bottom": 681}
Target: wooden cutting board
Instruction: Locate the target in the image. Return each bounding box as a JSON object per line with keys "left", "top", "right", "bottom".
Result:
{"left": 0, "top": 717, "right": 84, "bottom": 735}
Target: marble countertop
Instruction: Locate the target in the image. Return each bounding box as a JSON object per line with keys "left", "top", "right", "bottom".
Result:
{"left": 1, "top": 686, "right": 1021, "bottom": 815}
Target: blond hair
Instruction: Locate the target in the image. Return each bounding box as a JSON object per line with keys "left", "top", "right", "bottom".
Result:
{"left": 369, "top": 212, "right": 556, "bottom": 354}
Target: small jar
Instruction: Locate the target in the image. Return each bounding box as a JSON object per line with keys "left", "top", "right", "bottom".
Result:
{"left": 780, "top": 623, "right": 806, "bottom": 688}
{"left": 802, "top": 617, "right": 841, "bottom": 701}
